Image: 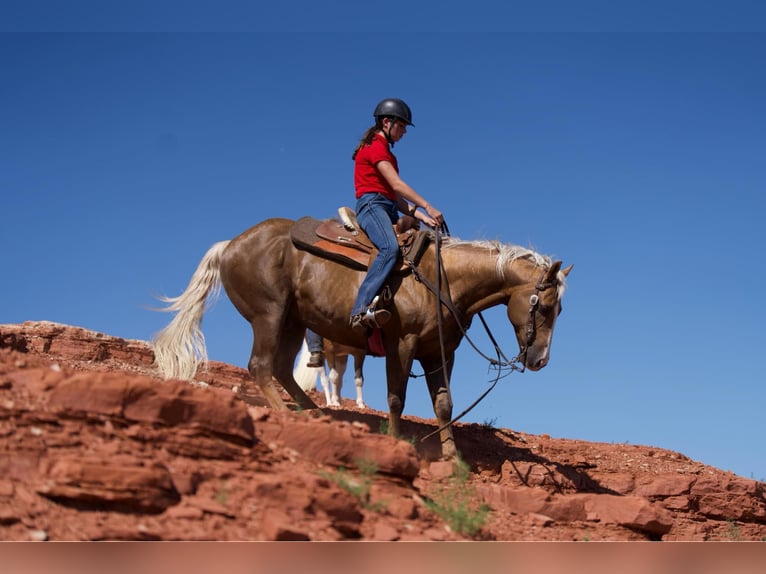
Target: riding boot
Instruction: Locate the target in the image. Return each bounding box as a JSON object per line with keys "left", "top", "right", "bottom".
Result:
{"left": 306, "top": 352, "right": 325, "bottom": 368}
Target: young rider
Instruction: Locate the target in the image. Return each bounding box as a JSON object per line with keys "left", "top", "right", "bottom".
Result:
{"left": 349, "top": 98, "right": 444, "bottom": 332}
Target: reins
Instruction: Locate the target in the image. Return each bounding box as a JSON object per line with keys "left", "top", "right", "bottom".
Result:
{"left": 406, "top": 222, "right": 529, "bottom": 442}
{"left": 433, "top": 224, "right": 451, "bottom": 407}
{"left": 405, "top": 229, "right": 519, "bottom": 369}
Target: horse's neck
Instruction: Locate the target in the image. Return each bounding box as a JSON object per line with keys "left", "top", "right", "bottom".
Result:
{"left": 436, "top": 246, "right": 527, "bottom": 316}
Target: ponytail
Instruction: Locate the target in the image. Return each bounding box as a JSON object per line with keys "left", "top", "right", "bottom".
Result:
{"left": 352, "top": 124, "right": 381, "bottom": 160}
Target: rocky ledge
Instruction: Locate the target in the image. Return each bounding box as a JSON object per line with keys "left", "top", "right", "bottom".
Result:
{"left": 1, "top": 321, "right": 764, "bottom": 541}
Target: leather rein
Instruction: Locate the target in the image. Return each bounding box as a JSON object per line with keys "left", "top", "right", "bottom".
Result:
{"left": 405, "top": 225, "right": 559, "bottom": 438}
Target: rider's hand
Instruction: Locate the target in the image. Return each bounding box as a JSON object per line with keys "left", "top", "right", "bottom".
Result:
{"left": 424, "top": 204, "right": 444, "bottom": 227}
{"left": 415, "top": 210, "right": 438, "bottom": 229}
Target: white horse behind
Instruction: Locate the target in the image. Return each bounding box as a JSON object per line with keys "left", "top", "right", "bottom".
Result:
{"left": 294, "top": 337, "right": 367, "bottom": 408}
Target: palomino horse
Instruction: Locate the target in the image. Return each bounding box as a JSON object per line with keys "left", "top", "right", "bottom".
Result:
{"left": 294, "top": 338, "right": 367, "bottom": 409}
{"left": 152, "top": 217, "right": 571, "bottom": 460}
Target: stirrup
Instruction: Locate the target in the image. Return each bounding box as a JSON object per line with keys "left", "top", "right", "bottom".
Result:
{"left": 366, "top": 294, "right": 391, "bottom": 326}
{"left": 350, "top": 308, "right": 391, "bottom": 332}
{"left": 364, "top": 307, "right": 391, "bottom": 327}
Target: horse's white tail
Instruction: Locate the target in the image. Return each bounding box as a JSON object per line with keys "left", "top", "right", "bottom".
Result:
{"left": 293, "top": 338, "right": 318, "bottom": 392}
{"left": 152, "top": 240, "right": 230, "bottom": 381}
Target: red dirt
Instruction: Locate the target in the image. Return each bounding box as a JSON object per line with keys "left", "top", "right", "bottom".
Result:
{"left": 1, "top": 321, "right": 764, "bottom": 541}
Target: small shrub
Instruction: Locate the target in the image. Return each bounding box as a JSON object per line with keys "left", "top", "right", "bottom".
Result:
{"left": 480, "top": 417, "right": 498, "bottom": 430}
{"left": 726, "top": 519, "right": 742, "bottom": 541}
{"left": 423, "top": 457, "right": 490, "bottom": 538}
{"left": 214, "top": 481, "right": 228, "bottom": 505}
{"left": 319, "top": 457, "right": 385, "bottom": 512}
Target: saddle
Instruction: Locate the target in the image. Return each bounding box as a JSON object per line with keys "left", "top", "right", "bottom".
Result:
{"left": 290, "top": 207, "right": 432, "bottom": 272}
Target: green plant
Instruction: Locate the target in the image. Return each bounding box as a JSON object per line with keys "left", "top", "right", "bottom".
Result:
{"left": 726, "top": 519, "right": 742, "bottom": 541}
{"left": 423, "top": 457, "right": 490, "bottom": 538}
{"left": 480, "top": 417, "right": 498, "bottom": 430}
{"left": 376, "top": 419, "right": 418, "bottom": 446}
{"left": 319, "top": 457, "right": 385, "bottom": 512}
{"left": 355, "top": 457, "right": 379, "bottom": 478}
{"left": 214, "top": 480, "right": 228, "bottom": 505}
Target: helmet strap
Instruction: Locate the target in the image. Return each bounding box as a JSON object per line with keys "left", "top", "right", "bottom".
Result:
{"left": 379, "top": 117, "right": 395, "bottom": 147}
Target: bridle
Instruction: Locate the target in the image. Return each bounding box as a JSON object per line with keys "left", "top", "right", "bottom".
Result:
{"left": 406, "top": 230, "right": 559, "bottom": 372}
{"left": 407, "top": 226, "right": 561, "bottom": 440}
{"left": 518, "top": 267, "right": 560, "bottom": 368}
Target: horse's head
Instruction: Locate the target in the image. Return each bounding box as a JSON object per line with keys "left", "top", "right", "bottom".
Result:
{"left": 507, "top": 260, "right": 572, "bottom": 371}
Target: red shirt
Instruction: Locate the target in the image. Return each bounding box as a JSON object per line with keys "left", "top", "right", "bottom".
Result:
{"left": 354, "top": 133, "right": 398, "bottom": 200}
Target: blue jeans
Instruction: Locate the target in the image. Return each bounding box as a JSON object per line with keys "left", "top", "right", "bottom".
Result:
{"left": 350, "top": 193, "right": 399, "bottom": 316}
{"left": 306, "top": 329, "right": 324, "bottom": 354}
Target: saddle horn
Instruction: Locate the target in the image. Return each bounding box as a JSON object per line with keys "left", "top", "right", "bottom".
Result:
{"left": 338, "top": 207, "right": 358, "bottom": 233}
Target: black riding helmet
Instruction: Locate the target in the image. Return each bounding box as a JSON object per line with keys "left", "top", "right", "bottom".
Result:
{"left": 373, "top": 98, "right": 414, "bottom": 126}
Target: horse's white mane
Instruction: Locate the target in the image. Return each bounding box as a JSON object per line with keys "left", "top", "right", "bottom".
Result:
{"left": 441, "top": 237, "right": 552, "bottom": 278}
{"left": 442, "top": 237, "right": 567, "bottom": 297}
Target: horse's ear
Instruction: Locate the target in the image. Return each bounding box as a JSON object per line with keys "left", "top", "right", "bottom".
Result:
{"left": 546, "top": 261, "right": 562, "bottom": 282}
{"left": 561, "top": 263, "right": 573, "bottom": 277}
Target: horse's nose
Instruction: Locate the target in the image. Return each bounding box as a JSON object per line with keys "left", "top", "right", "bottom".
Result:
{"left": 530, "top": 356, "right": 548, "bottom": 371}
{"left": 524, "top": 347, "right": 550, "bottom": 371}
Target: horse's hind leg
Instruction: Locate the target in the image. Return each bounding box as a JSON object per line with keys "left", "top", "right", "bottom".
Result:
{"left": 244, "top": 319, "right": 317, "bottom": 411}
{"left": 245, "top": 327, "right": 288, "bottom": 410}
{"left": 272, "top": 323, "right": 318, "bottom": 410}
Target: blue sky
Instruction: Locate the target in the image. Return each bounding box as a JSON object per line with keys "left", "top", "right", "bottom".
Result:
{"left": 2, "top": 25, "right": 765, "bottom": 480}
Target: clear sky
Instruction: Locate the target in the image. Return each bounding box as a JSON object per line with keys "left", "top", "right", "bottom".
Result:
{"left": 2, "top": 12, "right": 765, "bottom": 480}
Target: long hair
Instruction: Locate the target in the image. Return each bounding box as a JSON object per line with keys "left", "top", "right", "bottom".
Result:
{"left": 352, "top": 123, "right": 382, "bottom": 160}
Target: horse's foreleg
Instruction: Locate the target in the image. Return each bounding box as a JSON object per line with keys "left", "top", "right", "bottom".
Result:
{"left": 353, "top": 354, "right": 366, "bottom": 409}
{"left": 386, "top": 388, "right": 404, "bottom": 439}
{"left": 329, "top": 355, "right": 349, "bottom": 407}
{"left": 385, "top": 372, "right": 406, "bottom": 438}
{"left": 385, "top": 339, "right": 416, "bottom": 439}
{"left": 422, "top": 354, "right": 457, "bottom": 460}
{"left": 317, "top": 368, "right": 333, "bottom": 407}
{"left": 327, "top": 368, "right": 341, "bottom": 406}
